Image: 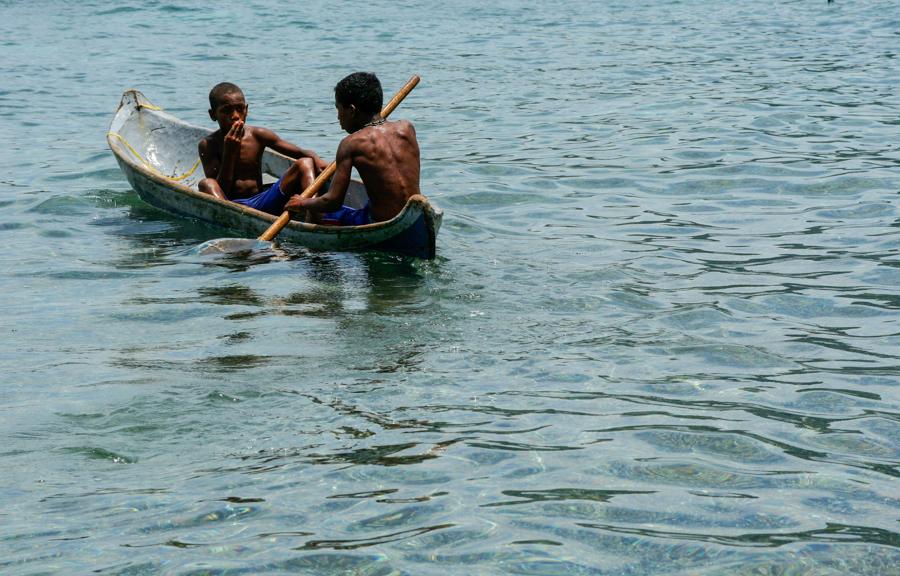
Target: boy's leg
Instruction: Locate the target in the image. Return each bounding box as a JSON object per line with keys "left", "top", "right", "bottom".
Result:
{"left": 278, "top": 158, "right": 316, "bottom": 196}
{"left": 278, "top": 157, "right": 317, "bottom": 221}
{"left": 198, "top": 178, "right": 227, "bottom": 201}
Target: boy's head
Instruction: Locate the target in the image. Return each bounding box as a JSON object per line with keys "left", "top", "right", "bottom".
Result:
{"left": 208, "top": 82, "right": 248, "bottom": 131}
{"left": 334, "top": 72, "right": 383, "bottom": 132}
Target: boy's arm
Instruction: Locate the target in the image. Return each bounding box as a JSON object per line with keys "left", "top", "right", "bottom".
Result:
{"left": 198, "top": 138, "right": 227, "bottom": 200}
{"left": 218, "top": 122, "right": 244, "bottom": 197}
{"left": 198, "top": 137, "right": 218, "bottom": 178}
{"left": 257, "top": 128, "right": 328, "bottom": 173}
{"left": 287, "top": 138, "right": 352, "bottom": 214}
{"left": 199, "top": 123, "right": 242, "bottom": 199}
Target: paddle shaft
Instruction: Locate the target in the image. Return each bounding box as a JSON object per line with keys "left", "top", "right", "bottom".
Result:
{"left": 258, "top": 74, "right": 421, "bottom": 242}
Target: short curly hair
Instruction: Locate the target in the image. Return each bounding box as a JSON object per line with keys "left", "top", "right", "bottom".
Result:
{"left": 334, "top": 72, "right": 383, "bottom": 115}
{"left": 209, "top": 82, "right": 243, "bottom": 110}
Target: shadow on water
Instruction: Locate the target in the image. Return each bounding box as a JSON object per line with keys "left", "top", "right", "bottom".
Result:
{"left": 199, "top": 250, "right": 435, "bottom": 319}
{"left": 354, "top": 252, "right": 436, "bottom": 315}
{"left": 92, "top": 189, "right": 233, "bottom": 244}
{"left": 87, "top": 189, "right": 285, "bottom": 270}
{"left": 96, "top": 184, "right": 437, "bottom": 310}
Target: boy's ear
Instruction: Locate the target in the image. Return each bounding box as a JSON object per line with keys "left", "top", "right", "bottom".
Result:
{"left": 208, "top": 108, "right": 216, "bottom": 121}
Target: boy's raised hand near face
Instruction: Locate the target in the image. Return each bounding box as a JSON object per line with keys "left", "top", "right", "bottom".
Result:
{"left": 223, "top": 120, "right": 244, "bottom": 160}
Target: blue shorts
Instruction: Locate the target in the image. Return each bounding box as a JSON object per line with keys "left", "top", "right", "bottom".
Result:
{"left": 322, "top": 203, "right": 372, "bottom": 226}
{"left": 234, "top": 178, "right": 371, "bottom": 225}
{"left": 232, "top": 178, "right": 288, "bottom": 214}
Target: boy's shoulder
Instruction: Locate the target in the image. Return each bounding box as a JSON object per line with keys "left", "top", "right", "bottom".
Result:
{"left": 200, "top": 128, "right": 224, "bottom": 146}
{"left": 246, "top": 124, "right": 276, "bottom": 141}
{"left": 338, "top": 130, "right": 367, "bottom": 155}
{"left": 392, "top": 118, "right": 416, "bottom": 136}
{"left": 342, "top": 119, "right": 415, "bottom": 146}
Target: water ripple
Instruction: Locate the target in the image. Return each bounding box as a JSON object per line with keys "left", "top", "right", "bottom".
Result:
{"left": 2, "top": 0, "right": 900, "bottom": 574}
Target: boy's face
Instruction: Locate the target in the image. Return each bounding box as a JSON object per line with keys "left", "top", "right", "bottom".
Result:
{"left": 210, "top": 91, "right": 248, "bottom": 132}
{"left": 335, "top": 99, "right": 355, "bottom": 133}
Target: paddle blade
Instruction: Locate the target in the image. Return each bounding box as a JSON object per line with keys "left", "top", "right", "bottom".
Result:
{"left": 195, "top": 237, "right": 275, "bottom": 256}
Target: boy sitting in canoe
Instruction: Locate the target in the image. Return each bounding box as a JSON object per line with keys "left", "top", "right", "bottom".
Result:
{"left": 198, "top": 82, "right": 328, "bottom": 214}
{"left": 284, "top": 72, "right": 421, "bottom": 225}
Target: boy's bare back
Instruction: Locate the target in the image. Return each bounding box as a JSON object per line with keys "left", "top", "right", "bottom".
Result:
{"left": 333, "top": 119, "right": 420, "bottom": 222}
{"left": 286, "top": 72, "right": 421, "bottom": 224}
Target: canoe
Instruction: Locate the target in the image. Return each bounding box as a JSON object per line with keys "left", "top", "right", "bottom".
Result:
{"left": 107, "top": 89, "right": 442, "bottom": 259}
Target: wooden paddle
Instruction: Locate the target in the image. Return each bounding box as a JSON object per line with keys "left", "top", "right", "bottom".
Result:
{"left": 258, "top": 74, "right": 421, "bottom": 242}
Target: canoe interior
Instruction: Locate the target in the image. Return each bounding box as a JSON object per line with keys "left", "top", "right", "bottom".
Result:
{"left": 108, "top": 91, "right": 369, "bottom": 209}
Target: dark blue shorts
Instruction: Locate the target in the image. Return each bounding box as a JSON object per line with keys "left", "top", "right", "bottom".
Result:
{"left": 322, "top": 203, "right": 372, "bottom": 226}
{"left": 233, "top": 178, "right": 288, "bottom": 214}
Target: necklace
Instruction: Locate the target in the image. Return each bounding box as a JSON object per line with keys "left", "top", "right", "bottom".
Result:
{"left": 362, "top": 117, "right": 385, "bottom": 128}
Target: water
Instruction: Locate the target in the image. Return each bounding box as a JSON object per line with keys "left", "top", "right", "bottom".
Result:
{"left": 2, "top": 1, "right": 899, "bottom": 574}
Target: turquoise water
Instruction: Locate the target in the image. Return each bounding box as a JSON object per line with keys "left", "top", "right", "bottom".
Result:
{"left": 2, "top": 1, "right": 899, "bottom": 574}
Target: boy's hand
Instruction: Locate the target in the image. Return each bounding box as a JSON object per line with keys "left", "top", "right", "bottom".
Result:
{"left": 223, "top": 120, "right": 244, "bottom": 158}
{"left": 284, "top": 194, "right": 307, "bottom": 213}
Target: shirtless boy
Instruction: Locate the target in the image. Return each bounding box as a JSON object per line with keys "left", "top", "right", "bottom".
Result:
{"left": 284, "top": 72, "right": 420, "bottom": 225}
{"left": 198, "top": 82, "right": 327, "bottom": 214}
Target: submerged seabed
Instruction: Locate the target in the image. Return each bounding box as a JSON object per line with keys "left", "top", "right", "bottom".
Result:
{"left": 1, "top": 1, "right": 899, "bottom": 574}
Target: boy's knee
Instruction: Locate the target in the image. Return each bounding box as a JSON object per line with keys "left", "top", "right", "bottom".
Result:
{"left": 284, "top": 157, "right": 311, "bottom": 179}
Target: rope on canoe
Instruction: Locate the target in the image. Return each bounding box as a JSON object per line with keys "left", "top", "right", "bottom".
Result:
{"left": 107, "top": 131, "right": 201, "bottom": 183}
